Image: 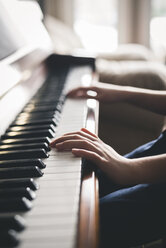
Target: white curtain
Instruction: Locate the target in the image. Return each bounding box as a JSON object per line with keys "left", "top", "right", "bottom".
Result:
{"left": 118, "top": 0, "right": 151, "bottom": 47}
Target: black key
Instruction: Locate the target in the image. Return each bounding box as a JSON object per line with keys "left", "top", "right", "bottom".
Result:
{"left": 0, "top": 187, "right": 36, "bottom": 201}
{"left": 19, "top": 110, "right": 60, "bottom": 118}
{"left": 2, "top": 129, "right": 54, "bottom": 139}
{"left": 17, "top": 111, "right": 56, "bottom": 120}
{"left": 26, "top": 99, "right": 58, "bottom": 105}
{"left": 25, "top": 101, "right": 61, "bottom": 109}
{"left": 0, "top": 230, "right": 19, "bottom": 247}
{"left": 0, "top": 142, "right": 50, "bottom": 152}
{"left": 0, "top": 137, "right": 50, "bottom": 145}
{"left": 9, "top": 124, "right": 56, "bottom": 133}
{"left": 0, "top": 178, "right": 39, "bottom": 190}
{"left": 0, "top": 166, "right": 43, "bottom": 179}
{"left": 0, "top": 197, "right": 32, "bottom": 212}
{"left": 0, "top": 149, "right": 48, "bottom": 160}
{"left": 0, "top": 215, "right": 25, "bottom": 231}
{"left": 30, "top": 98, "right": 64, "bottom": 105}
{"left": 0, "top": 158, "right": 46, "bottom": 169}
{"left": 15, "top": 116, "right": 58, "bottom": 125}
{"left": 23, "top": 105, "right": 58, "bottom": 113}
{"left": 32, "top": 94, "right": 62, "bottom": 102}
{"left": 12, "top": 118, "right": 57, "bottom": 127}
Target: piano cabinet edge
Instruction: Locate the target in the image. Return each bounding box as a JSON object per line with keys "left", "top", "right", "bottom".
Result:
{"left": 78, "top": 99, "right": 99, "bottom": 248}
{"left": 78, "top": 167, "right": 99, "bottom": 248}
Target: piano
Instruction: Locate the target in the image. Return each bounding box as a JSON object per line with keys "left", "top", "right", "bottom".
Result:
{"left": 0, "top": 1, "right": 99, "bottom": 248}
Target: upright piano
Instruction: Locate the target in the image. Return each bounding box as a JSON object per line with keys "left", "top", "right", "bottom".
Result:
{"left": 0, "top": 1, "right": 99, "bottom": 248}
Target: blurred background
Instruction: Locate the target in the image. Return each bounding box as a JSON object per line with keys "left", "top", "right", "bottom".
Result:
{"left": 37, "top": 0, "right": 166, "bottom": 61}
{"left": 1, "top": 0, "right": 166, "bottom": 155}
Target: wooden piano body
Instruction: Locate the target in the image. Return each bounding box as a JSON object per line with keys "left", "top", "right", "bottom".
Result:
{"left": 0, "top": 1, "right": 99, "bottom": 248}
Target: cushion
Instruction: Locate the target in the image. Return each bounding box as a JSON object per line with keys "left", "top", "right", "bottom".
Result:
{"left": 97, "top": 60, "right": 166, "bottom": 90}
{"left": 97, "top": 44, "right": 155, "bottom": 61}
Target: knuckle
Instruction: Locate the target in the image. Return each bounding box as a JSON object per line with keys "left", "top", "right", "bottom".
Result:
{"left": 65, "top": 140, "right": 71, "bottom": 145}
{"left": 92, "top": 86, "right": 97, "bottom": 91}
{"left": 77, "top": 131, "right": 83, "bottom": 136}
{"left": 93, "top": 140, "right": 98, "bottom": 145}
{"left": 83, "top": 140, "right": 91, "bottom": 146}
{"left": 59, "top": 141, "right": 67, "bottom": 148}
{"left": 75, "top": 134, "right": 81, "bottom": 139}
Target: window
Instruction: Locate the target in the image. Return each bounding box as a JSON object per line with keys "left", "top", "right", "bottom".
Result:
{"left": 150, "top": 0, "right": 166, "bottom": 59}
{"left": 74, "top": 0, "right": 118, "bottom": 53}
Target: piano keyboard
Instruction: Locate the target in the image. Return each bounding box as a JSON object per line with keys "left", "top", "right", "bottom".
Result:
{"left": 0, "top": 65, "right": 92, "bottom": 248}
